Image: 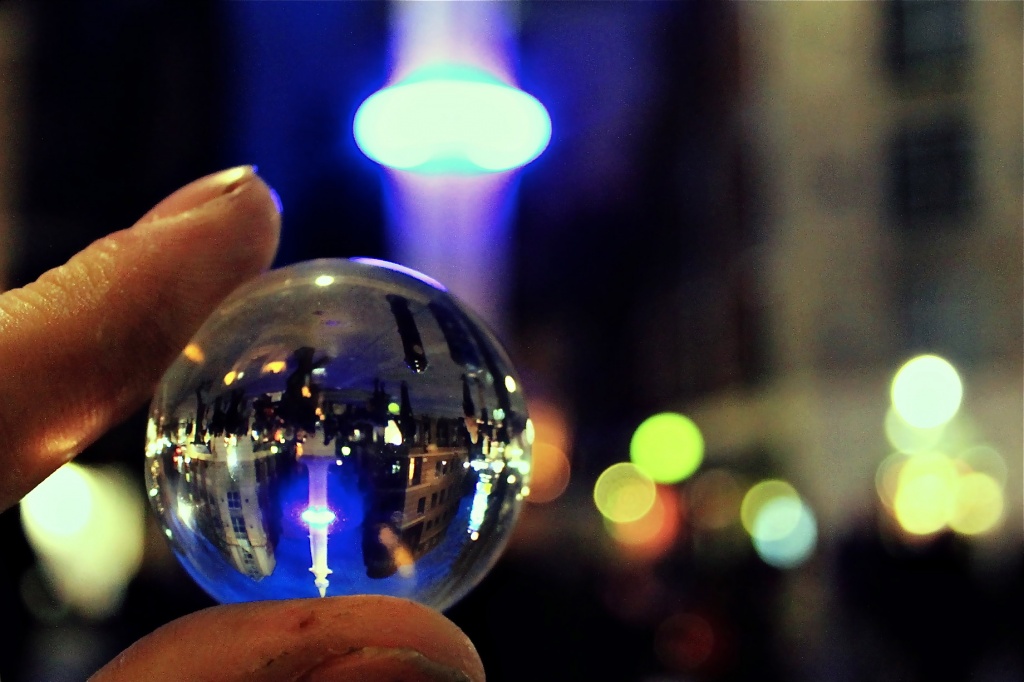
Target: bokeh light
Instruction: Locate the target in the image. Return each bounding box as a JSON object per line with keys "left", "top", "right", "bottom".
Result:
{"left": 594, "top": 462, "right": 657, "bottom": 523}
{"left": 875, "top": 451, "right": 909, "bottom": 511}
{"left": 958, "top": 445, "right": 1008, "bottom": 487}
{"left": 751, "top": 496, "right": 817, "bottom": 569}
{"left": 892, "top": 452, "right": 958, "bottom": 535}
{"left": 353, "top": 64, "right": 551, "bottom": 174}
{"left": 740, "top": 479, "right": 798, "bottom": 536}
{"left": 21, "top": 463, "right": 144, "bottom": 619}
{"left": 630, "top": 412, "right": 705, "bottom": 484}
{"left": 890, "top": 354, "right": 963, "bottom": 429}
{"left": 528, "top": 442, "right": 571, "bottom": 504}
{"left": 606, "top": 485, "right": 680, "bottom": 560}
{"left": 884, "top": 407, "right": 946, "bottom": 454}
{"left": 880, "top": 446, "right": 1007, "bottom": 538}
{"left": 949, "top": 471, "right": 1004, "bottom": 536}
{"left": 524, "top": 399, "right": 572, "bottom": 504}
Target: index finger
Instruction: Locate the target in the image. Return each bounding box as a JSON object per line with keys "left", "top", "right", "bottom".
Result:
{"left": 0, "top": 167, "right": 281, "bottom": 511}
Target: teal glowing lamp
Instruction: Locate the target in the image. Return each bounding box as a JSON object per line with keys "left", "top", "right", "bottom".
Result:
{"left": 353, "top": 64, "right": 551, "bottom": 174}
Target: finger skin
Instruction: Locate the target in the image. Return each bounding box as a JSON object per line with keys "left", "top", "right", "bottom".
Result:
{"left": 0, "top": 167, "right": 281, "bottom": 511}
{"left": 90, "top": 596, "right": 485, "bottom": 682}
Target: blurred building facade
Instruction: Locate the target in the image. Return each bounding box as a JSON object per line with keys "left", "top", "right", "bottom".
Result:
{"left": 730, "top": 0, "right": 1022, "bottom": 536}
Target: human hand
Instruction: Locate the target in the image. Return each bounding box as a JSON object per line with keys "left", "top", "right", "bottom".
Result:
{"left": 0, "top": 167, "right": 485, "bottom": 682}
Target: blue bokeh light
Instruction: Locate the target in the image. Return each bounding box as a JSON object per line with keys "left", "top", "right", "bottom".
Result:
{"left": 353, "top": 64, "right": 552, "bottom": 175}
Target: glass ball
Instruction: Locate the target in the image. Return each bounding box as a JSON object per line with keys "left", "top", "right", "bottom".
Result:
{"left": 145, "top": 258, "right": 531, "bottom": 610}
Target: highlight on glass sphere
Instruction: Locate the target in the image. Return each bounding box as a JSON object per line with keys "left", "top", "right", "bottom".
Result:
{"left": 145, "top": 258, "right": 531, "bottom": 611}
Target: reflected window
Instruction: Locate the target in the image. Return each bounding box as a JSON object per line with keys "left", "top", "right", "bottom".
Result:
{"left": 417, "top": 497, "right": 425, "bottom": 514}
{"left": 227, "top": 490, "right": 242, "bottom": 509}
{"left": 231, "top": 515, "right": 247, "bottom": 537}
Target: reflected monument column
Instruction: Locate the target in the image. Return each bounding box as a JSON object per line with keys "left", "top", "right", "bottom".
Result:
{"left": 300, "top": 451, "right": 336, "bottom": 597}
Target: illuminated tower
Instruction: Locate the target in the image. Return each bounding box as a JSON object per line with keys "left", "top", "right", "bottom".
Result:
{"left": 300, "top": 449, "right": 336, "bottom": 597}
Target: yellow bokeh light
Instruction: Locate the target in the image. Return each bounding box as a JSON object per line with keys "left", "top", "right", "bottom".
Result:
{"left": 875, "top": 452, "right": 908, "bottom": 510}
{"left": 182, "top": 343, "right": 205, "bottom": 363}
{"left": 890, "top": 354, "right": 963, "bottom": 429}
{"left": 949, "top": 472, "right": 1003, "bottom": 535}
{"left": 314, "top": 275, "right": 335, "bottom": 287}
{"left": 21, "top": 464, "right": 144, "bottom": 619}
{"left": 630, "top": 412, "right": 704, "bottom": 484}
{"left": 893, "top": 453, "right": 957, "bottom": 535}
{"left": 20, "top": 464, "right": 94, "bottom": 539}
{"left": 262, "top": 360, "right": 286, "bottom": 374}
{"left": 740, "top": 480, "right": 798, "bottom": 536}
{"left": 594, "top": 462, "right": 657, "bottom": 523}
{"left": 884, "top": 407, "right": 945, "bottom": 454}
{"left": 223, "top": 370, "right": 237, "bottom": 386}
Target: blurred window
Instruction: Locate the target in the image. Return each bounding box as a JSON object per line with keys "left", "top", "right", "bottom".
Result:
{"left": 889, "top": 119, "right": 973, "bottom": 228}
{"left": 886, "top": 0, "right": 969, "bottom": 86}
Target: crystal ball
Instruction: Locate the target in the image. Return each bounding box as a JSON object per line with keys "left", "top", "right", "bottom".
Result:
{"left": 145, "top": 258, "right": 531, "bottom": 610}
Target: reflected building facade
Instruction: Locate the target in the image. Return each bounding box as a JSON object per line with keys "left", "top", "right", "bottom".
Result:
{"left": 145, "top": 262, "right": 531, "bottom": 604}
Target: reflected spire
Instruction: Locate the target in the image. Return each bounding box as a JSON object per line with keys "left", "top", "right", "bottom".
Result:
{"left": 302, "top": 455, "right": 335, "bottom": 597}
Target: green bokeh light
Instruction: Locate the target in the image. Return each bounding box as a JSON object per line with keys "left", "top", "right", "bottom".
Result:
{"left": 629, "top": 412, "right": 705, "bottom": 484}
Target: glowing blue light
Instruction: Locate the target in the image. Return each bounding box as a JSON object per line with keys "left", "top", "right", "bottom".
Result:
{"left": 301, "top": 506, "right": 337, "bottom": 528}
{"left": 752, "top": 497, "right": 817, "bottom": 569}
{"left": 353, "top": 64, "right": 551, "bottom": 175}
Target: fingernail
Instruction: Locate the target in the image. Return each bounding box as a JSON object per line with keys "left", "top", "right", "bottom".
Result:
{"left": 268, "top": 186, "right": 284, "bottom": 215}
{"left": 137, "top": 165, "right": 258, "bottom": 226}
{"left": 305, "top": 647, "right": 476, "bottom": 682}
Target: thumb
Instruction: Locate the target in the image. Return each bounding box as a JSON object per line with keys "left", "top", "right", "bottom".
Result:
{"left": 0, "top": 166, "right": 281, "bottom": 511}
{"left": 90, "top": 595, "right": 485, "bottom": 682}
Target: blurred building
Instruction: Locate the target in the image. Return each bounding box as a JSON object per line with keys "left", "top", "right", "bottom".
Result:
{"left": 726, "top": 0, "right": 1022, "bottom": 535}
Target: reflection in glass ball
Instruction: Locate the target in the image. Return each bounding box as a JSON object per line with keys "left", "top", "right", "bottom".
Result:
{"left": 145, "top": 258, "right": 531, "bottom": 610}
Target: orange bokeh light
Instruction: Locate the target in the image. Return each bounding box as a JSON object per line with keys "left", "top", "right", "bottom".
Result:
{"left": 607, "top": 485, "right": 681, "bottom": 560}
{"left": 526, "top": 398, "right": 572, "bottom": 504}
{"left": 528, "top": 442, "right": 571, "bottom": 504}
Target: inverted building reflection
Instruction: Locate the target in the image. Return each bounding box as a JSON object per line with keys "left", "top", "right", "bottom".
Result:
{"left": 148, "top": 315, "right": 526, "bottom": 598}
